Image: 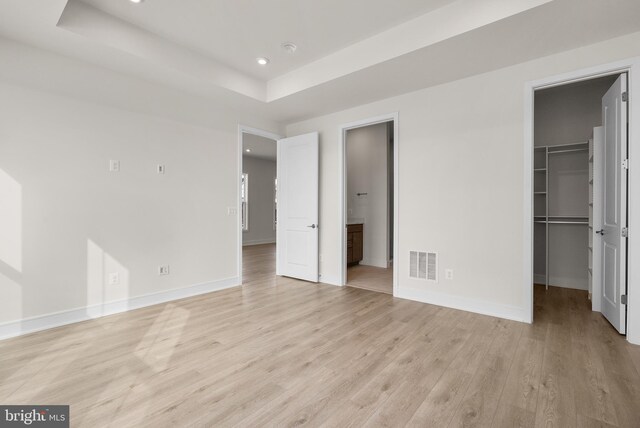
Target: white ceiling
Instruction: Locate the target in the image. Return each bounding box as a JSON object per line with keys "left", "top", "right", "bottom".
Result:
{"left": 243, "top": 133, "right": 277, "bottom": 161}
{"left": 1, "top": 0, "right": 640, "bottom": 124}
{"left": 78, "top": 0, "right": 455, "bottom": 81}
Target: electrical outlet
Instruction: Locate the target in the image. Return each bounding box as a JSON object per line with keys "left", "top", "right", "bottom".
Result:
{"left": 109, "top": 160, "right": 120, "bottom": 172}
{"left": 157, "top": 164, "right": 165, "bottom": 174}
{"left": 445, "top": 269, "right": 454, "bottom": 280}
{"left": 158, "top": 265, "right": 170, "bottom": 275}
{"left": 108, "top": 272, "right": 120, "bottom": 285}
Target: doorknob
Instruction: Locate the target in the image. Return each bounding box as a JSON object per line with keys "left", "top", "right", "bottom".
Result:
{"left": 307, "top": 224, "right": 317, "bottom": 229}
{"left": 596, "top": 229, "right": 605, "bottom": 235}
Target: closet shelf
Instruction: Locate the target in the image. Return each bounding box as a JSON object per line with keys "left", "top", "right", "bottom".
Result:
{"left": 542, "top": 141, "right": 588, "bottom": 149}
{"left": 534, "top": 140, "right": 591, "bottom": 290}
{"left": 548, "top": 148, "right": 589, "bottom": 155}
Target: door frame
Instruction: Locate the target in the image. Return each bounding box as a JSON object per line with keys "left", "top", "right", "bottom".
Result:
{"left": 523, "top": 58, "right": 640, "bottom": 344}
{"left": 338, "top": 113, "right": 399, "bottom": 296}
{"left": 237, "top": 125, "right": 283, "bottom": 284}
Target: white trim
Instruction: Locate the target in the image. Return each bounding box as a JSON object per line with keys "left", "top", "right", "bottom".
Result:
{"left": 546, "top": 281, "right": 588, "bottom": 291}
{"left": 396, "top": 288, "right": 527, "bottom": 323}
{"left": 237, "top": 125, "right": 283, "bottom": 285}
{"left": 338, "top": 113, "right": 399, "bottom": 296}
{"left": 360, "top": 258, "right": 389, "bottom": 269}
{"left": 523, "top": 57, "right": 640, "bottom": 345}
{"left": 242, "top": 238, "right": 276, "bottom": 246}
{"left": 241, "top": 172, "right": 249, "bottom": 232}
{"left": 0, "top": 277, "right": 240, "bottom": 341}
{"left": 319, "top": 274, "right": 341, "bottom": 286}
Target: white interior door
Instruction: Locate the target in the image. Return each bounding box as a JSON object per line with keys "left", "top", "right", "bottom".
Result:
{"left": 591, "top": 126, "right": 604, "bottom": 312}
{"left": 599, "top": 74, "right": 628, "bottom": 334}
{"left": 276, "top": 132, "right": 319, "bottom": 282}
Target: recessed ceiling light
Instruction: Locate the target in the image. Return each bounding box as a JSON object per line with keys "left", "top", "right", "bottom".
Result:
{"left": 256, "top": 57, "right": 270, "bottom": 66}
{"left": 129, "top": 0, "right": 144, "bottom": 3}
{"left": 245, "top": 149, "right": 251, "bottom": 152}
{"left": 281, "top": 42, "right": 297, "bottom": 53}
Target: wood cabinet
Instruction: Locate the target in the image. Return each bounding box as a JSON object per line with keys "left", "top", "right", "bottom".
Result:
{"left": 346, "top": 223, "right": 363, "bottom": 265}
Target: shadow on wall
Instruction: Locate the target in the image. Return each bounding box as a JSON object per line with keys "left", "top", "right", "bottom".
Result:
{"left": 0, "top": 168, "right": 23, "bottom": 329}
{"left": 0, "top": 168, "right": 193, "bottom": 421}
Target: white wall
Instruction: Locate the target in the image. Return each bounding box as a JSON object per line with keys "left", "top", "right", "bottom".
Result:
{"left": 346, "top": 123, "right": 389, "bottom": 267}
{"left": 242, "top": 156, "right": 277, "bottom": 246}
{"left": 534, "top": 77, "right": 617, "bottom": 147}
{"left": 286, "top": 31, "right": 640, "bottom": 324}
{"left": 0, "top": 39, "right": 281, "bottom": 336}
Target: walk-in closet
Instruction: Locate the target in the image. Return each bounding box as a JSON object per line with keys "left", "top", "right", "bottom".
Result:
{"left": 533, "top": 74, "right": 625, "bottom": 309}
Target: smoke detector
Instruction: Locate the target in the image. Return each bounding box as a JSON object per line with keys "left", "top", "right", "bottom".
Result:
{"left": 281, "top": 42, "right": 298, "bottom": 54}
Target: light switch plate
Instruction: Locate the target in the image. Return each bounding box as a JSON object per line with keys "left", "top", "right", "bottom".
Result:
{"left": 108, "top": 272, "right": 120, "bottom": 285}
{"left": 445, "top": 269, "right": 454, "bottom": 280}
{"left": 227, "top": 207, "right": 238, "bottom": 216}
{"left": 109, "top": 160, "right": 120, "bottom": 172}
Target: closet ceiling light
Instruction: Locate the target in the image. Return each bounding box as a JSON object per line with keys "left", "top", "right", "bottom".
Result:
{"left": 245, "top": 149, "right": 251, "bottom": 152}
{"left": 256, "top": 57, "right": 270, "bottom": 66}
{"left": 129, "top": 0, "right": 144, "bottom": 3}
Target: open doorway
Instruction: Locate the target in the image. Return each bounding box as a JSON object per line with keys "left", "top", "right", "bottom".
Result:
{"left": 341, "top": 117, "right": 397, "bottom": 295}
{"left": 238, "top": 127, "right": 281, "bottom": 284}
{"left": 530, "top": 72, "right": 629, "bottom": 334}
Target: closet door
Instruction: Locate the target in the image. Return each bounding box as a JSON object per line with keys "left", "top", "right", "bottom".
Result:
{"left": 599, "top": 74, "right": 628, "bottom": 334}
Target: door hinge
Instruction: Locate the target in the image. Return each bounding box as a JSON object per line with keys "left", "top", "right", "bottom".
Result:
{"left": 622, "top": 227, "right": 629, "bottom": 238}
{"left": 622, "top": 159, "right": 629, "bottom": 170}
{"left": 622, "top": 91, "right": 628, "bottom": 102}
{"left": 621, "top": 294, "right": 628, "bottom": 305}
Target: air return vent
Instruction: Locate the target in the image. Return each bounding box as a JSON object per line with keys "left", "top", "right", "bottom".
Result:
{"left": 409, "top": 251, "right": 438, "bottom": 282}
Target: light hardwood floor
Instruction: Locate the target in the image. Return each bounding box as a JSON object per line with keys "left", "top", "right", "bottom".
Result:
{"left": 347, "top": 264, "right": 393, "bottom": 295}
{"left": 1, "top": 244, "right": 639, "bottom": 427}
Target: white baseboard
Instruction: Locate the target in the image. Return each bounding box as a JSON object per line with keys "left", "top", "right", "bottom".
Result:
{"left": 242, "top": 239, "right": 276, "bottom": 246}
{"left": 361, "top": 258, "right": 389, "bottom": 269}
{"left": 548, "top": 276, "right": 588, "bottom": 291}
{"left": 319, "top": 274, "right": 341, "bottom": 286}
{"left": 395, "top": 287, "right": 527, "bottom": 323}
{"left": 533, "top": 274, "right": 588, "bottom": 291}
{"left": 0, "top": 277, "right": 240, "bottom": 341}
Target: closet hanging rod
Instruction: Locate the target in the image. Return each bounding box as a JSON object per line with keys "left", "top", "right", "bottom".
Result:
{"left": 547, "top": 221, "right": 589, "bottom": 225}
{"left": 540, "top": 141, "right": 589, "bottom": 149}
{"left": 548, "top": 148, "right": 589, "bottom": 154}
